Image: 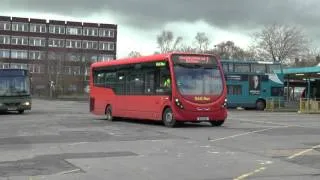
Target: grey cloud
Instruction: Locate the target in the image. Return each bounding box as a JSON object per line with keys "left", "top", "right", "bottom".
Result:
{"left": 1, "top": 0, "right": 319, "bottom": 28}
{"left": 1, "top": 0, "right": 320, "bottom": 43}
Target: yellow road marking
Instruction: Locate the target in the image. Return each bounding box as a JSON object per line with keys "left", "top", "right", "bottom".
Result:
{"left": 234, "top": 166, "right": 266, "bottom": 180}
{"left": 287, "top": 144, "right": 320, "bottom": 159}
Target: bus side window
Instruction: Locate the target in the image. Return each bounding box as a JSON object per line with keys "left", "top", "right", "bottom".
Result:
{"left": 155, "top": 65, "right": 171, "bottom": 94}
{"left": 222, "top": 64, "right": 228, "bottom": 72}
{"left": 144, "top": 71, "right": 155, "bottom": 94}
{"left": 127, "top": 73, "right": 144, "bottom": 95}
{"left": 227, "top": 85, "right": 242, "bottom": 95}
{"left": 93, "top": 71, "right": 105, "bottom": 87}
{"left": 115, "top": 72, "right": 126, "bottom": 95}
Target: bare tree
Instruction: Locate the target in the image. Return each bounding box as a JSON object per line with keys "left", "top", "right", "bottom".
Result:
{"left": 176, "top": 44, "right": 197, "bottom": 53}
{"left": 252, "top": 24, "right": 310, "bottom": 64}
{"left": 47, "top": 51, "right": 65, "bottom": 97}
{"left": 128, "top": 51, "right": 142, "bottom": 57}
{"left": 194, "top": 32, "right": 210, "bottom": 52}
{"left": 156, "top": 30, "right": 183, "bottom": 53}
{"left": 213, "top": 41, "right": 251, "bottom": 60}
{"left": 292, "top": 47, "right": 320, "bottom": 67}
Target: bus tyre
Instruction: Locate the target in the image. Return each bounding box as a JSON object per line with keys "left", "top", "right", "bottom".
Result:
{"left": 256, "top": 100, "right": 266, "bottom": 111}
{"left": 162, "top": 108, "right": 177, "bottom": 128}
{"left": 210, "top": 120, "right": 224, "bottom": 127}
{"left": 105, "top": 106, "right": 113, "bottom": 121}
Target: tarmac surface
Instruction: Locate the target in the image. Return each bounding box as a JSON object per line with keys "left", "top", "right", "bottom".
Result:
{"left": 0, "top": 99, "right": 319, "bottom": 180}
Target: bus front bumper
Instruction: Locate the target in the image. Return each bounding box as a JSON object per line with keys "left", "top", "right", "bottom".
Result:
{"left": 0, "top": 102, "right": 32, "bottom": 112}
{"left": 173, "top": 107, "right": 228, "bottom": 122}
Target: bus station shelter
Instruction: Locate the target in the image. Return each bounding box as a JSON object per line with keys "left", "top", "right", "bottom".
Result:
{"left": 282, "top": 64, "right": 320, "bottom": 113}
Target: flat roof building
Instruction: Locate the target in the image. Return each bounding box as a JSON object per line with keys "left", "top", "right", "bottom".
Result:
{"left": 0, "top": 16, "right": 117, "bottom": 95}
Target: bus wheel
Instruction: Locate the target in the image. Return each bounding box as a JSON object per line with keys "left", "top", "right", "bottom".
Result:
{"left": 210, "top": 120, "right": 224, "bottom": 127}
{"left": 162, "top": 108, "right": 177, "bottom": 128}
{"left": 256, "top": 100, "right": 266, "bottom": 111}
{"left": 105, "top": 106, "right": 113, "bottom": 121}
{"left": 18, "top": 110, "right": 24, "bottom": 114}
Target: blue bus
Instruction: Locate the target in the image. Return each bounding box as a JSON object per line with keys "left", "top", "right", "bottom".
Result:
{"left": 0, "top": 68, "right": 32, "bottom": 114}
{"left": 221, "top": 60, "right": 284, "bottom": 110}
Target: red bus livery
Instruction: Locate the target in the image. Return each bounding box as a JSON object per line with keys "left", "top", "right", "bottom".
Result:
{"left": 89, "top": 52, "right": 228, "bottom": 127}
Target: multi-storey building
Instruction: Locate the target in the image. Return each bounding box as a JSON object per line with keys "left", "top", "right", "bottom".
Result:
{"left": 0, "top": 16, "right": 117, "bottom": 95}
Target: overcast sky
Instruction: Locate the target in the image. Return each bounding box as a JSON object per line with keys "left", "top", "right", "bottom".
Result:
{"left": 1, "top": 0, "right": 320, "bottom": 58}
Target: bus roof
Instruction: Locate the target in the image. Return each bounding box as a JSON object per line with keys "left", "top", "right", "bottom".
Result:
{"left": 91, "top": 52, "right": 219, "bottom": 68}
{"left": 0, "top": 68, "right": 29, "bottom": 76}
{"left": 221, "top": 59, "right": 281, "bottom": 64}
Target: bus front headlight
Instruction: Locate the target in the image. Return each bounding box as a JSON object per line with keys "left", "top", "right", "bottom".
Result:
{"left": 23, "top": 102, "right": 30, "bottom": 106}
{"left": 222, "top": 98, "right": 227, "bottom": 107}
{"left": 175, "top": 98, "right": 184, "bottom": 109}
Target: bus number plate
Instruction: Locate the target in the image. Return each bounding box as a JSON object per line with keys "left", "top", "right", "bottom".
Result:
{"left": 197, "top": 117, "right": 209, "bottom": 121}
{"left": 7, "top": 107, "right": 16, "bottom": 111}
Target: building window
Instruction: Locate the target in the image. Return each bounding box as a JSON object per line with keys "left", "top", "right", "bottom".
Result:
{"left": 0, "top": 63, "right": 10, "bottom": 69}
{"left": 82, "top": 41, "right": 98, "bottom": 49}
{"left": 0, "top": 21, "right": 11, "bottom": 30}
{"left": 10, "top": 63, "right": 28, "bottom": 70}
{"left": 98, "top": 54, "right": 114, "bottom": 62}
{"left": 29, "top": 64, "right": 44, "bottom": 73}
{"left": 30, "top": 23, "right": 47, "bottom": 33}
{"left": 66, "top": 52, "right": 81, "bottom": 61}
{"left": 11, "top": 36, "right": 28, "bottom": 45}
{"left": 48, "top": 51, "right": 64, "bottom": 60}
{"left": 49, "top": 25, "right": 65, "bottom": 34}
{"left": 0, "top": 49, "right": 10, "bottom": 58}
{"left": 29, "top": 51, "right": 45, "bottom": 60}
{"left": 73, "top": 66, "right": 81, "bottom": 75}
{"left": 0, "top": 35, "right": 10, "bottom": 44}
{"left": 66, "top": 39, "right": 82, "bottom": 49}
{"left": 64, "top": 66, "right": 71, "bottom": 75}
{"left": 83, "top": 28, "right": 98, "bottom": 36}
{"left": 99, "top": 42, "right": 114, "bottom": 51}
{"left": 29, "top": 37, "right": 46, "bottom": 47}
{"left": 11, "top": 50, "right": 28, "bottom": 59}
{"left": 12, "top": 22, "right": 29, "bottom": 32}
{"left": 64, "top": 66, "right": 80, "bottom": 75}
{"left": 66, "top": 26, "right": 82, "bottom": 35}
{"left": 99, "top": 29, "right": 115, "bottom": 37}
{"left": 48, "top": 38, "right": 65, "bottom": 47}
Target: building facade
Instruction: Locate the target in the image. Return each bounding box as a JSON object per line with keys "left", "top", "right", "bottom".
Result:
{"left": 0, "top": 16, "right": 117, "bottom": 95}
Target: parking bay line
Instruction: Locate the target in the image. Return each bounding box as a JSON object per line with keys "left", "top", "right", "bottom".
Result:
{"left": 209, "top": 126, "right": 288, "bottom": 142}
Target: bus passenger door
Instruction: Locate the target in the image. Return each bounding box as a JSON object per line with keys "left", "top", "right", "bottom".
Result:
{"left": 141, "top": 63, "right": 171, "bottom": 120}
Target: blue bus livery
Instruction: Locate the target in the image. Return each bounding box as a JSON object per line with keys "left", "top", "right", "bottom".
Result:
{"left": 221, "top": 60, "right": 284, "bottom": 110}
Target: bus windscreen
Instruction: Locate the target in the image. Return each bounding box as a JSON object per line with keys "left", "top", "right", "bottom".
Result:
{"left": 171, "top": 54, "right": 223, "bottom": 101}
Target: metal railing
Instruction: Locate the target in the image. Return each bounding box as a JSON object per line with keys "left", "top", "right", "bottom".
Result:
{"left": 265, "top": 97, "right": 286, "bottom": 111}
{"left": 299, "top": 98, "right": 320, "bottom": 114}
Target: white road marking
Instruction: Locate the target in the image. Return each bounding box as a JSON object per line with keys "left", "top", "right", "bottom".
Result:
{"left": 209, "top": 126, "right": 287, "bottom": 142}
{"left": 237, "top": 119, "right": 308, "bottom": 128}
{"left": 56, "top": 168, "right": 82, "bottom": 175}
{"left": 68, "top": 142, "right": 88, "bottom": 146}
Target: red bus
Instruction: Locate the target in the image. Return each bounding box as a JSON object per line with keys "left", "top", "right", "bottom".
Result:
{"left": 89, "top": 52, "right": 228, "bottom": 127}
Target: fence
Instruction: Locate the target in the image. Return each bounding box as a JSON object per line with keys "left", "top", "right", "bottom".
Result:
{"left": 265, "top": 97, "right": 286, "bottom": 111}
{"left": 299, "top": 98, "right": 320, "bottom": 114}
